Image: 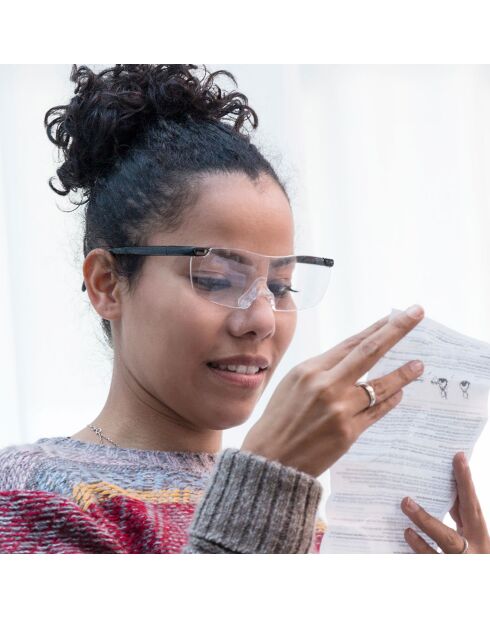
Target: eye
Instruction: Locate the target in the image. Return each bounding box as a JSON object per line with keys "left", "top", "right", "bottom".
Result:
{"left": 191, "top": 276, "right": 231, "bottom": 291}
{"left": 268, "top": 282, "right": 299, "bottom": 297}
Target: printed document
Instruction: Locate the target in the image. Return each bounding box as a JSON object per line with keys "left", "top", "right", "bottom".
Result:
{"left": 320, "top": 311, "right": 490, "bottom": 553}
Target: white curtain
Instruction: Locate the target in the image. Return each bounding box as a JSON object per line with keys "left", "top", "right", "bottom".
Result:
{"left": 1, "top": 65, "right": 489, "bottom": 522}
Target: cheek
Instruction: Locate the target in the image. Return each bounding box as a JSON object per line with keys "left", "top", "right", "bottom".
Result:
{"left": 156, "top": 291, "right": 224, "bottom": 371}
{"left": 279, "top": 311, "right": 297, "bottom": 347}
{"left": 121, "top": 280, "right": 186, "bottom": 365}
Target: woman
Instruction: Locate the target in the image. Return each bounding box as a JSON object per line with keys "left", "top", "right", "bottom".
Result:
{"left": 0, "top": 64, "right": 488, "bottom": 553}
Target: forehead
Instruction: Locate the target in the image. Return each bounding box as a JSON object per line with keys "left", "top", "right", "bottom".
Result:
{"left": 151, "top": 172, "right": 295, "bottom": 255}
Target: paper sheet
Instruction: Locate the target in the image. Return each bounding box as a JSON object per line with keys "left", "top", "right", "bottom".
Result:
{"left": 320, "top": 311, "right": 490, "bottom": 553}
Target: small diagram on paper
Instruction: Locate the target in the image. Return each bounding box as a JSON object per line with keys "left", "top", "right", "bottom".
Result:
{"left": 431, "top": 377, "right": 448, "bottom": 399}
{"left": 459, "top": 380, "right": 471, "bottom": 399}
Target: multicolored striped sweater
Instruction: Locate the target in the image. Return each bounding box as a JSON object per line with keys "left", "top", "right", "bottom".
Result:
{"left": 0, "top": 437, "right": 326, "bottom": 553}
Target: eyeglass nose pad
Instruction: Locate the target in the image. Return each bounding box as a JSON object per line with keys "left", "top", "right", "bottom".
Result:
{"left": 236, "top": 276, "right": 276, "bottom": 310}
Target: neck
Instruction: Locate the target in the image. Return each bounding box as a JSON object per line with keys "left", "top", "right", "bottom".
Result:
{"left": 71, "top": 357, "right": 223, "bottom": 454}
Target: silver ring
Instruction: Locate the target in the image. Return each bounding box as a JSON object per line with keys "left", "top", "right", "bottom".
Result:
{"left": 458, "top": 536, "right": 469, "bottom": 554}
{"left": 439, "top": 535, "right": 469, "bottom": 554}
{"left": 356, "top": 381, "right": 377, "bottom": 408}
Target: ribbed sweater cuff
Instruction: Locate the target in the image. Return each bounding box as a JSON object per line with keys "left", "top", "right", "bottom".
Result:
{"left": 184, "top": 447, "right": 322, "bottom": 553}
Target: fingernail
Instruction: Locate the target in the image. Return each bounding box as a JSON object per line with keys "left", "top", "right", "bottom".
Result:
{"left": 404, "top": 497, "right": 420, "bottom": 512}
{"left": 460, "top": 452, "right": 468, "bottom": 467}
{"left": 406, "top": 305, "right": 424, "bottom": 319}
{"left": 410, "top": 360, "right": 424, "bottom": 374}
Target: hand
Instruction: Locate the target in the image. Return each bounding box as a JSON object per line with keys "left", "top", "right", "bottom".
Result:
{"left": 241, "top": 305, "right": 425, "bottom": 477}
{"left": 401, "top": 452, "right": 490, "bottom": 553}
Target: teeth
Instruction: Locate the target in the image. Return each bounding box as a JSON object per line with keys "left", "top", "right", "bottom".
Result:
{"left": 210, "top": 363, "right": 262, "bottom": 374}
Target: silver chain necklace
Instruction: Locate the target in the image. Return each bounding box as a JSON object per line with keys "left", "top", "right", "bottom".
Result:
{"left": 88, "top": 424, "right": 120, "bottom": 447}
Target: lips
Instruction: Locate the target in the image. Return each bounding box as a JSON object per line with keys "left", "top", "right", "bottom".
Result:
{"left": 206, "top": 364, "right": 267, "bottom": 388}
{"left": 207, "top": 362, "right": 266, "bottom": 373}
{"left": 206, "top": 354, "right": 270, "bottom": 368}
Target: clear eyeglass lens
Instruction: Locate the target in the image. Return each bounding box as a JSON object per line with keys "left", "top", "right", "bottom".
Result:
{"left": 190, "top": 248, "right": 331, "bottom": 311}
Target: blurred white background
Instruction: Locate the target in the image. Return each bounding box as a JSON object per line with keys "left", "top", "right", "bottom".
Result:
{"left": 1, "top": 64, "right": 489, "bottom": 525}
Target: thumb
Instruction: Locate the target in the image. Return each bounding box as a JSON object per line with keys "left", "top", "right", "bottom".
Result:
{"left": 449, "top": 496, "right": 463, "bottom": 532}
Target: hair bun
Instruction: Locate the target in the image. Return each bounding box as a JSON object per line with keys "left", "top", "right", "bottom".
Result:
{"left": 45, "top": 64, "right": 258, "bottom": 201}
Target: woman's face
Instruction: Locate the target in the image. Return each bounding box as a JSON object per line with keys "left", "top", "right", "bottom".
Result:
{"left": 114, "top": 171, "right": 297, "bottom": 430}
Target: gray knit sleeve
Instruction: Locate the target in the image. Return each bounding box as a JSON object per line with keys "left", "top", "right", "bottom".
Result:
{"left": 182, "top": 447, "right": 323, "bottom": 553}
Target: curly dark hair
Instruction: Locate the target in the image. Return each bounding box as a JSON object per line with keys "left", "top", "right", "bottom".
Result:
{"left": 45, "top": 64, "right": 289, "bottom": 349}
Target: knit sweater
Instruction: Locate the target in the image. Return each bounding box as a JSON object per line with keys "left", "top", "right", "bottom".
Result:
{"left": 0, "top": 437, "right": 326, "bottom": 553}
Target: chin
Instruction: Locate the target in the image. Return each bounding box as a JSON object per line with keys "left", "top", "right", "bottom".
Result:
{"left": 207, "top": 407, "right": 255, "bottom": 430}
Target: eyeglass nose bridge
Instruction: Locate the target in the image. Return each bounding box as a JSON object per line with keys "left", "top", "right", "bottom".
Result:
{"left": 236, "top": 276, "right": 277, "bottom": 311}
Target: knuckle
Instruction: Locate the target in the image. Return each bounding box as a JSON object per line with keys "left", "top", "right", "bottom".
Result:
{"left": 327, "top": 399, "right": 348, "bottom": 416}
{"left": 360, "top": 338, "right": 381, "bottom": 359}
{"left": 335, "top": 420, "right": 354, "bottom": 446}
{"left": 316, "top": 381, "right": 336, "bottom": 403}
{"left": 417, "top": 509, "right": 431, "bottom": 526}
{"left": 294, "top": 365, "right": 316, "bottom": 385}
{"left": 445, "top": 531, "right": 461, "bottom": 551}
{"left": 398, "top": 364, "right": 415, "bottom": 383}
{"left": 343, "top": 334, "right": 362, "bottom": 351}
{"left": 370, "top": 378, "right": 387, "bottom": 400}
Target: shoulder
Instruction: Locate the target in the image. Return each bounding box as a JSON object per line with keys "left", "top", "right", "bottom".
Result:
{"left": 0, "top": 437, "right": 65, "bottom": 491}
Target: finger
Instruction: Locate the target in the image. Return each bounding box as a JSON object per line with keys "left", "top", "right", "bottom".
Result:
{"left": 352, "top": 359, "right": 424, "bottom": 414}
{"left": 401, "top": 496, "right": 466, "bottom": 554}
{"left": 308, "top": 315, "right": 390, "bottom": 371}
{"left": 353, "top": 389, "right": 403, "bottom": 433}
{"left": 328, "top": 305, "right": 425, "bottom": 389}
{"left": 449, "top": 496, "right": 464, "bottom": 532}
{"left": 453, "top": 452, "right": 488, "bottom": 535}
{"left": 404, "top": 528, "right": 438, "bottom": 554}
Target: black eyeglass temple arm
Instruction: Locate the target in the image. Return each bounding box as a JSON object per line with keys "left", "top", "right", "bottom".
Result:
{"left": 81, "top": 247, "right": 334, "bottom": 292}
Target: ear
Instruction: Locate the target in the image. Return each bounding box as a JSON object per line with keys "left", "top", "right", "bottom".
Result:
{"left": 82, "top": 249, "right": 123, "bottom": 321}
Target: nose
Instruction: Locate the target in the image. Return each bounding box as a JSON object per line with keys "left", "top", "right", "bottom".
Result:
{"left": 236, "top": 277, "right": 276, "bottom": 310}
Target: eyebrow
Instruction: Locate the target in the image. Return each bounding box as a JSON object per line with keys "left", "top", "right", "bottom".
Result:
{"left": 221, "top": 250, "right": 295, "bottom": 268}
{"left": 270, "top": 256, "right": 295, "bottom": 267}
